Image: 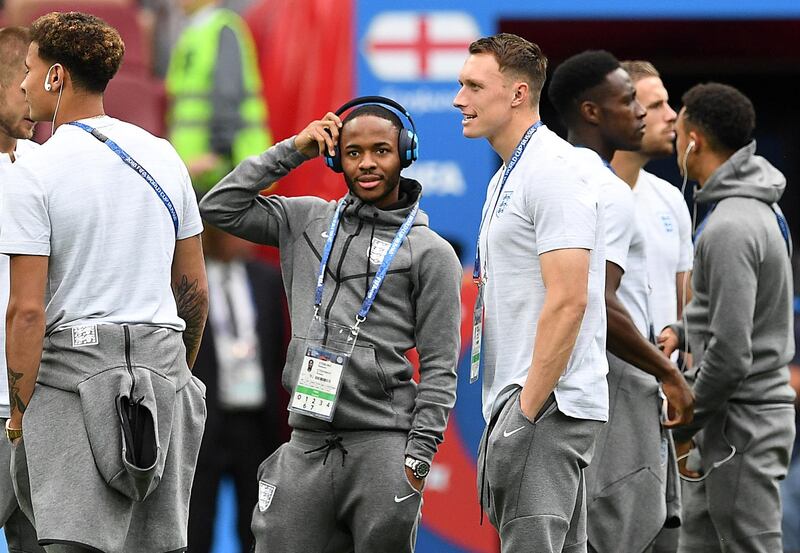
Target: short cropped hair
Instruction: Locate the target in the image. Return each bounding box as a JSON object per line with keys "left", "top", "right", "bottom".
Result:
{"left": 342, "top": 104, "right": 404, "bottom": 133}
{"left": 468, "top": 33, "right": 548, "bottom": 105}
{"left": 682, "top": 83, "right": 755, "bottom": 153}
{"left": 30, "top": 12, "right": 124, "bottom": 93}
{"left": 547, "top": 50, "right": 620, "bottom": 122}
{"left": 620, "top": 60, "right": 660, "bottom": 83}
{"left": 0, "top": 27, "right": 30, "bottom": 87}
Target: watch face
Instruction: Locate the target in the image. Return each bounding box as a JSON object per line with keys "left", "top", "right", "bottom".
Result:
{"left": 415, "top": 461, "right": 430, "bottom": 478}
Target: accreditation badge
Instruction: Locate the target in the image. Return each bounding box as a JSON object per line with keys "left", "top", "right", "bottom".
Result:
{"left": 470, "top": 285, "right": 484, "bottom": 384}
{"left": 289, "top": 317, "right": 358, "bottom": 422}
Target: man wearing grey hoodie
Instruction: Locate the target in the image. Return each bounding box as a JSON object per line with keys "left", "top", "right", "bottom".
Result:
{"left": 660, "top": 83, "right": 795, "bottom": 553}
{"left": 199, "top": 100, "right": 462, "bottom": 553}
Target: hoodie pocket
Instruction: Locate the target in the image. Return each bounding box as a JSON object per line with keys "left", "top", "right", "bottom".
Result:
{"left": 349, "top": 345, "right": 392, "bottom": 401}
{"left": 330, "top": 344, "right": 399, "bottom": 426}
{"left": 78, "top": 366, "right": 175, "bottom": 502}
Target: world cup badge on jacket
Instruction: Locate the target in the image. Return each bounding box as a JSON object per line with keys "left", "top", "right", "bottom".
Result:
{"left": 258, "top": 481, "right": 276, "bottom": 512}
{"left": 369, "top": 237, "right": 392, "bottom": 265}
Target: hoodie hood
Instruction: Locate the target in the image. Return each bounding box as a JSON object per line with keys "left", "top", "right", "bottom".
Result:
{"left": 341, "top": 177, "right": 429, "bottom": 228}
{"left": 695, "top": 141, "right": 786, "bottom": 205}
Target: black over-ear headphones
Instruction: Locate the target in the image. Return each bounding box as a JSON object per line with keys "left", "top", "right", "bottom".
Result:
{"left": 324, "top": 95, "right": 419, "bottom": 173}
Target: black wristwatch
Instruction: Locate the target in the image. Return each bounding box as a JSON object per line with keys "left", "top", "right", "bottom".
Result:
{"left": 404, "top": 456, "right": 430, "bottom": 479}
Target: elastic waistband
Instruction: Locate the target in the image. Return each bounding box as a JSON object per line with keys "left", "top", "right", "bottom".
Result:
{"left": 289, "top": 428, "right": 406, "bottom": 448}
{"left": 40, "top": 322, "right": 189, "bottom": 392}
{"left": 48, "top": 322, "right": 179, "bottom": 340}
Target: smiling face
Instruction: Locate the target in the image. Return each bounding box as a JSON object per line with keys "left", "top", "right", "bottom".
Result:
{"left": 340, "top": 115, "right": 402, "bottom": 209}
{"left": 594, "top": 68, "right": 647, "bottom": 152}
{"left": 0, "top": 59, "right": 35, "bottom": 140}
{"left": 453, "top": 53, "right": 516, "bottom": 141}
{"left": 636, "top": 76, "right": 677, "bottom": 158}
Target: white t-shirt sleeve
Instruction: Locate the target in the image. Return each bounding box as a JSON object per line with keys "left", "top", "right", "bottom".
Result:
{"left": 177, "top": 158, "right": 203, "bottom": 240}
{"left": 525, "top": 170, "right": 598, "bottom": 255}
{"left": 602, "top": 179, "right": 634, "bottom": 272}
{"left": 0, "top": 162, "right": 51, "bottom": 256}
{"left": 673, "top": 188, "right": 694, "bottom": 272}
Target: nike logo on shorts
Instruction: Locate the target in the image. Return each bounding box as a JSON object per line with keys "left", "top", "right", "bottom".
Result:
{"left": 503, "top": 426, "right": 526, "bottom": 438}
{"left": 394, "top": 493, "right": 416, "bottom": 503}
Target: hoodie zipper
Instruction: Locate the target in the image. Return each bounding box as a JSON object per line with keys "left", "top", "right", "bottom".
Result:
{"left": 323, "top": 203, "right": 365, "bottom": 323}
{"left": 123, "top": 324, "right": 136, "bottom": 396}
{"left": 366, "top": 220, "right": 376, "bottom": 298}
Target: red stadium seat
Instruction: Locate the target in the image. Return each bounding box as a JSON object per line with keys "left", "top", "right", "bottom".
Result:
{"left": 104, "top": 72, "right": 166, "bottom": 137}
{"left": 5, "top": 0, "right": 151, "bottom": 75}
{"left": 32, "top": 72, "right": 166, "bottom": 143}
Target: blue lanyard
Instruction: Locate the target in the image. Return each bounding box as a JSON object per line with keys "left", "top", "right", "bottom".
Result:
{"left": 473, "top": 121, "right": 542, "bottom": 282}
{"left": 315, "top": 200, "right": 419, "bottom": 326}
{"left": 773, "top": 206, "right": 792, "bottom": 256}
{"left": 694, "top": 201, "right": 791, "bottom": 256}
{"left": 68, "top": 121, "right": 179, "bottom": 236}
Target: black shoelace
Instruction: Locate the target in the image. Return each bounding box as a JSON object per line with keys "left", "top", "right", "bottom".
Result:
{"left": 304, "top": 435, "right": 349, "bottom": 466}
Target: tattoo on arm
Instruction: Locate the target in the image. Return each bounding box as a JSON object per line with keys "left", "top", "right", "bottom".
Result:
{"left": 172, "top": 274, "right": 207, "bottom": 364}
{"left": 8, "top": 368, "right": 27, "bottom": 414}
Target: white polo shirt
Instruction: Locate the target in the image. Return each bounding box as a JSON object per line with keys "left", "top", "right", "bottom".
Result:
{"left": 574, "top": 148, "right": 651, "bottom": 338}
{"left": 0, "top": 116, "right": 203, "bottom": 336}
{"left": 1, "top": 139, "right": 40, "bottom": 418}
{"left": 633, "top": 170, "right": 693, "bottom": 335}
{"left": 479, "top": 126, "right": 609, "bottom": 423}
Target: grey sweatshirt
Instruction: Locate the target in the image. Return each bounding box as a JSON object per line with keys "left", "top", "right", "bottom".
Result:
{"left": 199, "top": 138, "right": 462, "bottom": 464}
{"left": 671, "top": 141, "right": 795, "bottom": 443}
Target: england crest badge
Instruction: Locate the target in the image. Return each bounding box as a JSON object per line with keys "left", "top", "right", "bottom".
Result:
{"left": 258, "top": 481, "right": 276, "bottom": 512}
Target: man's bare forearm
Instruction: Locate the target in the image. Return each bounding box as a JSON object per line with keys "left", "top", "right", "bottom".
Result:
{"left": 521, "top": 298, "right": 586, "bottom": 418}
{"left": 6, "top": 308, "right": 45, "bottom": 427}
{"left": 676, "top": 271, "right": 692, "bottom": 319}
{"left": 172, "top": 274, "right": 208, "bottom": 369}
{"left": 606, "top": 291, "right": 676, "bottom": 380}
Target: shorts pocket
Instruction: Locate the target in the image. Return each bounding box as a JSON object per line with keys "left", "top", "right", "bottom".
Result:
{"left": 515, "top": 393, "right": 558, "bottom": 425}
{"left": 403, "top": 467, "right": 423, "bottom": 495}
{"left": 9, "top": 437, "right": 35, "bottom": 525}
{"left": 588, "top": 467, "right": 665, "bottom": 552}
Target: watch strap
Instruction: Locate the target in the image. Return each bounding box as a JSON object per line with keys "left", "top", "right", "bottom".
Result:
{"left": 404, "top": 456, "right": 430, "bottom": 478}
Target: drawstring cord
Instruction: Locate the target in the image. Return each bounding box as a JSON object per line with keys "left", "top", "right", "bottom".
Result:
{"left": 304, "top": 435, "right": 349, "bottom": 466}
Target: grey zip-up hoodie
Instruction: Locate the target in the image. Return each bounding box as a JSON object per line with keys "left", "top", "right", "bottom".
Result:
{"left": 199, "top": 138, "right": 462, "bottom": 464}
{"left": 671, "top": 141, "right": 795, "bottom": 443}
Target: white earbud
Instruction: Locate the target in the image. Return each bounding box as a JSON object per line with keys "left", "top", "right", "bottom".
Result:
{"left": 679, "top": 139, "right": 696, "bottom": 200}
{"left": 44, "top": 64, "right": 59, "bottom": 92}
{"left": 45, "top": 63, "right": 65, "bottom": 138}
{"left": 680, "top": 139, "right": 695, "bottom": 178}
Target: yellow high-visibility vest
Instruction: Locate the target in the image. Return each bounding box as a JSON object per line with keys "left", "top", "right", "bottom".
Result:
{"left": 166, "top": 8, "right": 271, "bottom": 191}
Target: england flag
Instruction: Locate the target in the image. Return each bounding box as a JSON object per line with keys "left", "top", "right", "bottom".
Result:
{"left": 363, "top": 11, "right": 480, "bottom": 82}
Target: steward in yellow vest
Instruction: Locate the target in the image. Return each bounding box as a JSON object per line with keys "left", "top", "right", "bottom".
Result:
{"left": 167, "top": 4, "right": 271, "bottom": 192}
